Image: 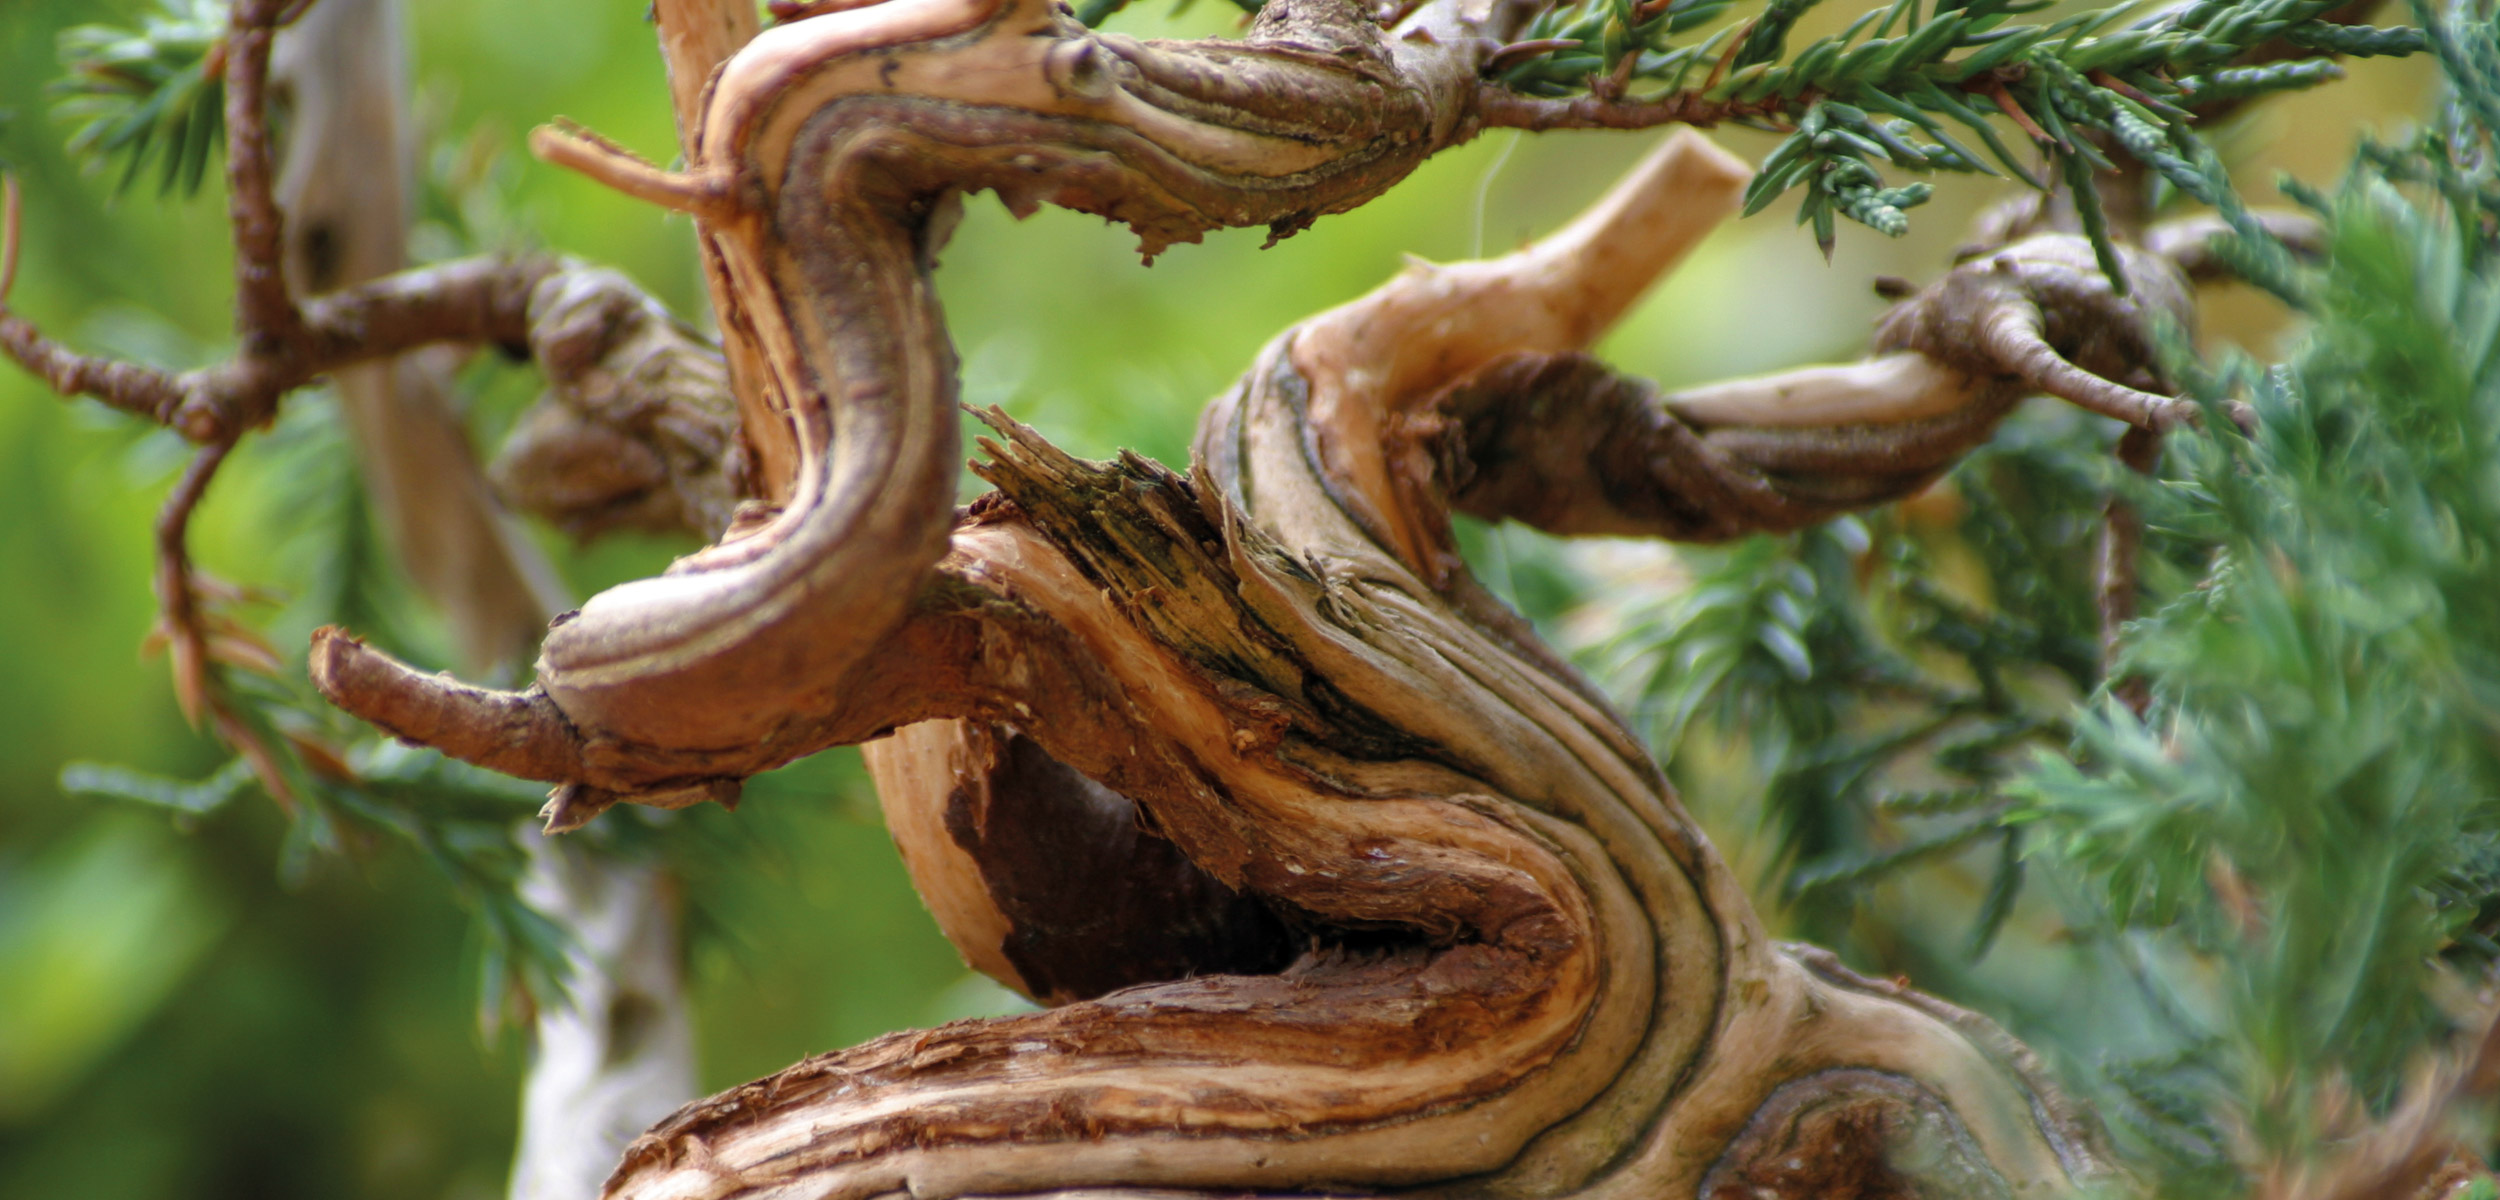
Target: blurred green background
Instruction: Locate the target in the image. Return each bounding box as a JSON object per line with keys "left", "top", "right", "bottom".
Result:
{"left": 0, "top": 1, "right": 2435, "bottom": 1196}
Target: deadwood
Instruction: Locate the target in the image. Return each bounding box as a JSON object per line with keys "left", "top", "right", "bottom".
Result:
{"left": 3, "top": 0, "right": 2251, "bottom": 1191}
{"left": 301, "top": 0, "right": 2179, "bottom": 1178}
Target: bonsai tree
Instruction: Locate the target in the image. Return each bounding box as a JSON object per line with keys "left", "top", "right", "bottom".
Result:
{"left": 5, "top": 0, "right": 2493, "bottom": 1196}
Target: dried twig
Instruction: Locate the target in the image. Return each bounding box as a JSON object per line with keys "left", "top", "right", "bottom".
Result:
{"left": 1479, "top": 37, "right": 1580, "bottom": 74}
{"left": 531, "top": 124, "right": 730, "bottom": 218}
{"left": 2259, "top": 1002, "right": 2500, "bottom": 1200}
{"left": 149, "top": 436, "right": 297, "bottom": 809}
{"left": 153, "top": 438, "right": 234, "bottom": 730}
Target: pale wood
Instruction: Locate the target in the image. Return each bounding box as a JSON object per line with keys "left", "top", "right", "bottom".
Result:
{"left": 271, "top": 12, "right": 697, "bottom": 1200}
{"left": 859, "top": 722, "right": 1030, "bottom": 995}
{"left": 303, "top": 0, "right": 2168, "bottom": 1193}
{"left": 649, "top": 0, "right": 792, "bottom": 503}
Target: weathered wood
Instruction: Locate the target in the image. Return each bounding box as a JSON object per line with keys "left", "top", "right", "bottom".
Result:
{"left": 304, "top": 0, "right": 2217, "bottom": 1192}
{"left": 865, "top": 720, "right": 1296, "bottom": 1006}
{"left": 651, "top": 0, "right": 789, "bottom": 502}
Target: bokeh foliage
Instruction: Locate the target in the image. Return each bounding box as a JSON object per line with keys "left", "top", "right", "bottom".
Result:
{"left": 0, "top": 1, "right": 2452, "bottom": 1199}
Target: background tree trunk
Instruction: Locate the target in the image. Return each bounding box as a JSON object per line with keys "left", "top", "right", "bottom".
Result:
{"left": 270, "top": 7, "right": 699, "bottom": 1198}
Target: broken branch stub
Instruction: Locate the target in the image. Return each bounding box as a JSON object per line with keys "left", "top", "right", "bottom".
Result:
{"left": 300, "top": 0, "right": 2192, "bottom": 1192}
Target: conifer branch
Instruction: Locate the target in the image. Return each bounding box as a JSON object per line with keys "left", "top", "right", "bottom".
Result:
{"left": 1476, "top": 0, "right": 2426, "bottom": 271}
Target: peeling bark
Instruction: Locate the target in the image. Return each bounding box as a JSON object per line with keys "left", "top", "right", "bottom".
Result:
{"left": 295, "top": 0, "right": 2210, "bottom": 1191}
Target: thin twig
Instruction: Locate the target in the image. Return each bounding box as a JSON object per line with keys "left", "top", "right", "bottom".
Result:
{"left": 223, "top": 0, "right": 304, "bottom": 348}
{"left": 531, "top": 124, "right": 732, "bottom": 217}
{"left": 2266, "top": 1000, "right": 2500, "bottom": 1200}
{"left": 154, "top": 437, "right": 237, "bottom": 730}
{"left": 152, "top": 435, "right": 299, "bottom": 810}
{"left": 4, "top": 254, "right": 559, "bottom": 441}
{"left": 1480, "top": 37, "right": 1581, "bottom": 74}
{"left": 2147, "top": 210, "right": 2330, "bottom": 280}
{"left": 0, "top": 312, "right": 197, "bottom": 430}
{"left": 1473, "top": 85, "right": 1799, "bottom": 132}
{"left": 0, "top": 175, "right": 20, "bottom": 304}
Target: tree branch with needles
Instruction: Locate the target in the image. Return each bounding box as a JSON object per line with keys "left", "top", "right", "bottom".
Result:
{"left": 0, "top": 0, "right": 2450, "bottom": 1193}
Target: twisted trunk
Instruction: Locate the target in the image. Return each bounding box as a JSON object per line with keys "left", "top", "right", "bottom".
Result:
{"left": 311, "top": 0, "right": 2154, "bottom": 1192}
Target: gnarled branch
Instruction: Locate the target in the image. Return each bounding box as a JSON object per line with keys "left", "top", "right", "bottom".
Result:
{"left": 313, "top": 83, "right": 2126, "bottom": 1199}
{"left": 16, "top": 0, "right": 2238, "bottom": 1190}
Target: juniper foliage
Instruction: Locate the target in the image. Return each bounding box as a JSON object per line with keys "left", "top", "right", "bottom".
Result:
{"left": 2016, "top": 75, "right": 2500, "bottom": 1172}
{"left": 1495, "top": 0, "right": 2426, "bottom": 277}
{"left": 1588, "top": 2, "right": 2500, "bottom": 1187}
{"left": 50, "top": 0, "right": 227, "bottom": 199}
{"left": 26, "top": 0, "right": 2496, "bottom": 1184}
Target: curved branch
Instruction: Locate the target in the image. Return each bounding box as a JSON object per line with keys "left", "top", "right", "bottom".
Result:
{"left": 489, "top": 265, "right": 745, "bottom": 541}
{"left": 2146, "top": 208, "right": 2328, "bottom": 281}
{"left": 1876, "top": 234, "right": 2212, "bottom": 432}
{"left": 2, "top": 254, "right": 559, "bottom": 441}
{"left": 290, "top": 3, "right": 2130, "bottom": 1195}
{"left": 1436, "top": 350, "right": 2017, "bottom": 542}
{"left": 1973, "top": 301, "right": 2198, "bottom": 430}
{"left": 330, "top": 0, "right": 1511, "bottom": 786}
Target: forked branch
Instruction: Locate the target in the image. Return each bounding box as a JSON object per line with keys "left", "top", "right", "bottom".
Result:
{"left": 9, "top": 0, "right": 2247, "bottom": 1192}
{"left": 292, "top": 14, "right": 2170, "bottom": 1180}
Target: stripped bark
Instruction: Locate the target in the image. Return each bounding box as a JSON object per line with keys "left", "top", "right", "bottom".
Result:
{"left": 649, "top": 0, "right": 786, "bottom": 501}
{"left": 2, "top": 0, "right": 2229, "bottom": 1190}
{"left": 301, "top": 0, "right": 2203, "bottom": 1174}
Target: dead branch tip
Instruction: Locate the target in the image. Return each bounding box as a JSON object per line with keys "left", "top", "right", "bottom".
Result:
{"left": 309, "top": 626, "right": 587, "bottom": 783}
{"left": 531, "top": 123, "right": 733, "bottom": 218}
{"left": 541, "top": 783, "right": 619, "bottom": 834}
{"left": 1979, "top": 306, "right": 2198, "bottom": 432}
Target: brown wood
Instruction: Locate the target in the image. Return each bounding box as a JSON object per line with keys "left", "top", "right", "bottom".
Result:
{"left": 869, "top": 720, "right": 1297, "bottom": 1005}
{"left": 294, "top": 0, "right": 2234, "bottom": 1193}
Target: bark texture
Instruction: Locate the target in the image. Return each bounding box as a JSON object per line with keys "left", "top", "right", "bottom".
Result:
{"left": 300, "top": 0, "right": 2205, "bottom": 1192}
